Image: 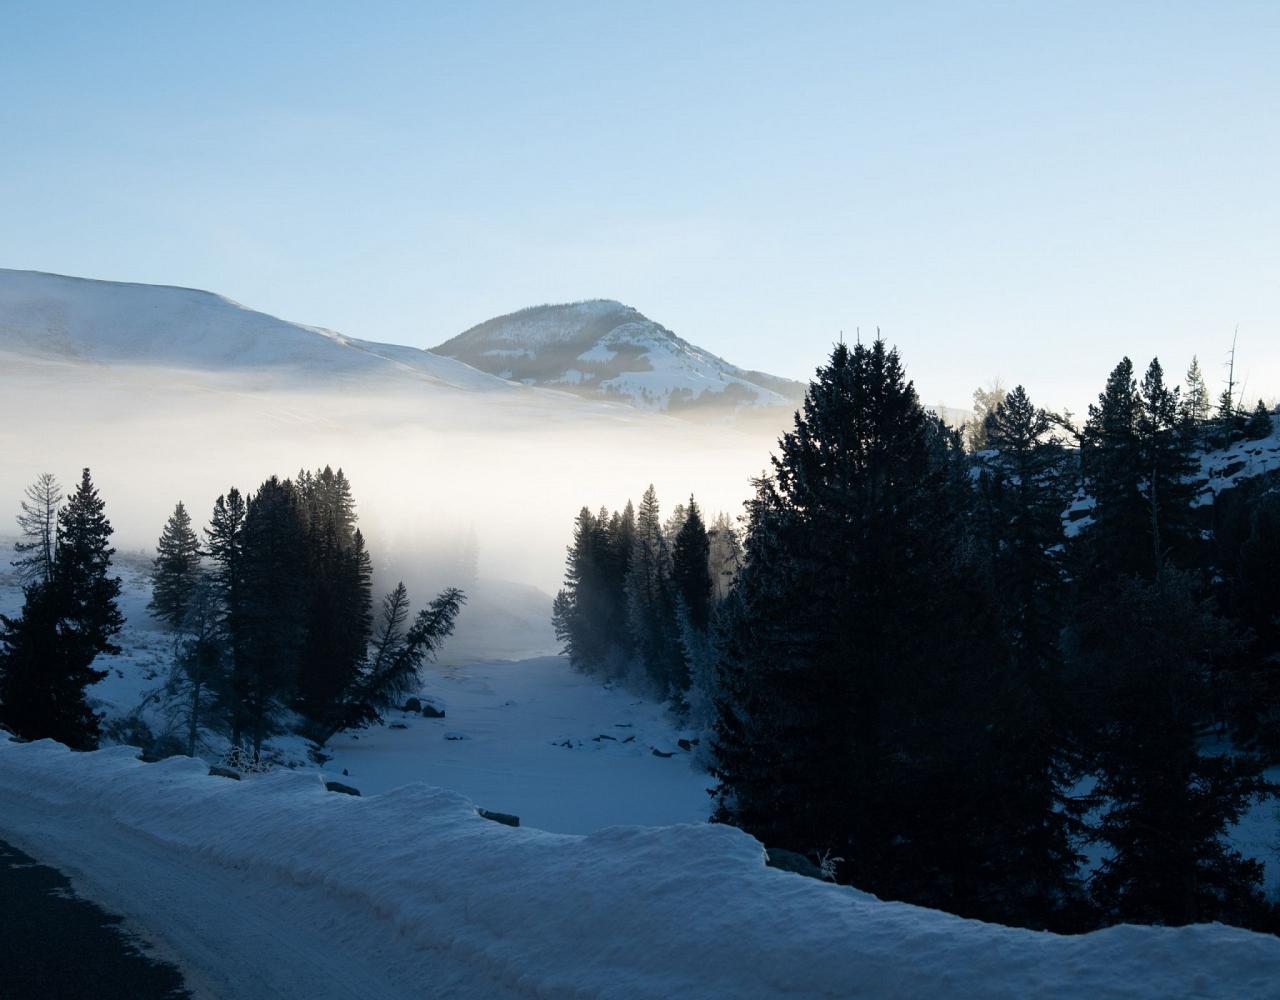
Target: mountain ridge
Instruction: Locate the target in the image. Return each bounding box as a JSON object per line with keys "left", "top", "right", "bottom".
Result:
{"left": 433, "top": 299, "right": 808, "bottom": 416}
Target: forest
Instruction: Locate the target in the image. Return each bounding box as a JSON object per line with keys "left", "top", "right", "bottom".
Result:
{"left": 4, "top": 340, "right": 1279, "bottom": 938}
{"left": 553, "top": 342, "right": 1280, "bottom": 934}
{"left": 0, "top": 466, "right": 464, "bottom": 764}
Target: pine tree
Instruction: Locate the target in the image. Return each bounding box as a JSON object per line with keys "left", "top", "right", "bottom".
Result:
{"left": 1229, "top": 491, "right": 1280, "bottom": 749}
{"left": 978, "top": 386, "right": 1085, "bottom": 925}
{"left": 713, "top": 341, "right": 1015, "bottom": 918}
{"left": 12, "top": 473, "right": 61, "bottom": 586}
{"left": 148, "top": 501, "right": 202, "bottom": 629}
{"left": 1181, "top": 356, "right": 1211, "bottom": 427}
{"left": 965, "top": 379, "right": 1007, "bottom": 451}
{"left": 0, "top": 469, "right": 122, "bottom": 749}
{"left": 1245, "top": 399, "right": 1273, "bottom": 440}
{"left": 671, "top": 497, "right": 712, "bottom": 633}
{"left": 205, "top": 488, "right": 248, "bottom": 745}
{"left": 1067, "top": 570, "right": 1273, "bottom": 927}
{"left": 1079, "top": 358, "right": 1149, "bottom": 580}
{"left": 1138, "top": 358, "right": 1197, "bottom": 568}
{"left": 707, "top": 512, "right": 743, "bottom": 604}
{"left": 237, "top": 477, "right": 308, "bottom": 757}
{"left": 626, "top": 485, "right": 684, "bottom": 696}
{"left": 309, "top": 584, "right": 465, "bottom": 747}
{"left": 553, "top": 507, "right": 613, "bottom": 673}
{"left": 54, "top": 469, "right": 125, "bottom": 657}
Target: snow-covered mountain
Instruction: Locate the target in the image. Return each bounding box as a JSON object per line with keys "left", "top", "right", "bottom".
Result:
{"left": 0, "top": 269, "right": 777, "bottom": 594}
{"left": 0, "top": 268, "right": 522, "bottom": 395}
{"left": 432, "top": 300, "right": 807, "bottom": 417}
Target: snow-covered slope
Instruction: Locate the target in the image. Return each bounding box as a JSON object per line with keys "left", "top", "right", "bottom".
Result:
{"left": 432, "top": 300, "right": 807, "bottom": 416}
{"left": 0, "top": 268, "right": 517, "bottom": 393}
{"left": 1064, "top": 414, "right": 1280, "bottom": 537}
{"left": 3, "top": 737, "right": 1279, "bottom": 999}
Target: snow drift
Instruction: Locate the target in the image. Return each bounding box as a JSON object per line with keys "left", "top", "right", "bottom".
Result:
{"left": 1, "top": 736, "right": 1278, "bottom": 998}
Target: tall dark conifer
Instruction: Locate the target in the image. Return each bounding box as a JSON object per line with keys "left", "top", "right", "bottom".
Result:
{"left": 1080, "top": 358, "right": 1148, "bottom": 581}
{"left": 0, "top": 469, "right": 122, "bottom": 749}
{"left": 237, "top": 477, "right": 308, "bottom": 756}
{"left": 672, "top": 496, "right": 712, "bottom": 633}
{"left": 1067, "top": 569, "right": 1272, "bottom": 926}
{"left": 713, "top": 341, "right": 1011, "bottom": 917}
{"left": 148, "top": 500, "right": 202, "bottom": 629}
{"left": 206, "top": 488, "right": 248, "bottom": 746}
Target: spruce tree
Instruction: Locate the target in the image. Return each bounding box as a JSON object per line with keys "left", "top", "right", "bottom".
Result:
{"left": 1067, "top": 569, "right": 1273, "bottom": 927}
{"left": 1245, "top": 399, "right": 1273, "bottom": 440}
{"left": 0, "top": 469, "right": 122, "bottom": 749}
{"left": 626, "top": 485, "right": 684, "bottom": 696}
{"left": 237, "top": 477, "right": 308, "bottom": 757}
{"left": 553, "top": 507, "right": 613, "bottom": 673}
{"left": 309, "top": 584, "right": 465, "bottom": 747}
{"left": 148, "top": 501, "right": 202, "bottom": 629}
{"left": 707, "top": 511, "right": 743, "bottom": 604}
{"left": 978, "top": 386, "right": 1085, "bottom": 925}
{"left": 1079, "top": 358, "right": 1149, "bottom": 580}
{"left": 713, "top": 341, "right": 1015, "bottom": 918}
{"left": 54, "top": 469, "right": 125, "bottom": 656}
{"left": 1137, "top": 358, "right": 1197, "bottom": 568}
{"left": 671, "top": 496, "right": 712, "bottom": 632}
{"left": 1181, "top": 356, "right": 1211, "bottom": 429}
{"left": 205, "top": 488, "right": 248, "bottom": 745}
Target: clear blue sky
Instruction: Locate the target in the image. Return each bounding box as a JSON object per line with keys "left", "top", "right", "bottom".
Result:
{"left": 3, "top": 2, "right": 1278, "bottom": 414}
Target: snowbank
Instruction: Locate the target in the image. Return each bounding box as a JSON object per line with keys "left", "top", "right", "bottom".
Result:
{"left": 2, "top": 737, "right": 1279, "bottom": 998}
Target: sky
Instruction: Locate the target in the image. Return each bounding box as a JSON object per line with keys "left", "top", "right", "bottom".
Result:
{"left": 2, "top": 1, "right": 1278, "bottom": 415}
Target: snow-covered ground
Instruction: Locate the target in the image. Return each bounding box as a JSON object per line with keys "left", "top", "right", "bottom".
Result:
{"left": 4, "top": 736, "right": 1280, "bottom": 999}
{"left": 0, "top": 555, "right": 711, "bottom": 835}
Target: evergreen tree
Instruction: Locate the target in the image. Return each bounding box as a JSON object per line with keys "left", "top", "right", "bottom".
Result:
{"left": 713, "top": 341, "right": 1017, "bottom": 919}
{"left": 625, "top": 485, "right": 684, "bottom": 697}
{"left": 1245, "top": 399, "right": 1273, "bottom": 440}
{"left": 707, "top": 511, "right": 743, "bottom": 604}
{"left": 1066, "top": 570, "right": 1273, "bottom": 927}
{"left": 237, "top": 477, "right": 308, "bottom": 757}
{"left": 671, "top": 496, "right": 712, "bottom": 632}
{"left": 965, "top": 379, "right": 1007, "bottom": 451}
{"left": 552, "top": 507, "right": 613, "bottom": 673}
{"left": 54, "top": 469, "right": 125, "bottom": 657}
{"left": 1181, "top": 356, "right": 1211, "bottom": 428}
{"left": 12, "top": 473, "right": 61, "bottom": 586}
{"left": 0, "top": 469, "right": 122, "bottom": 749}
{"left": 1228, "top": 491, "right": 1280, "bottom": 749}
{"left": 309, "top": 584, "right": 465, "bottom": 747}
{"left": 205, "top": 488, "right": 248, "bottom": 745}
{"left": 978, "top": 386, "right": 1085, "bottom": 925}
{"left": 1137, "top": 358, "right": 1197, "bottom": 567}
{"left": 1079, "top": 358, "right": 1150, "bottom": 580}
{"left": 148, "top": 501, "right": 202, "bottom": 629}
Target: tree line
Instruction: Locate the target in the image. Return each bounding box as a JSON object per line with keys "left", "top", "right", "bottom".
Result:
{"left": 1, "top": 466, "right": 465, "bottom": 761}
{"left": 552, "top": 490, "right": 741, "bottom": 731}
{"left": 557, "top": 341, "right": 1280, "bottom": 935}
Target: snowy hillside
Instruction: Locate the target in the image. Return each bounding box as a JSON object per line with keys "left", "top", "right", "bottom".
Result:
{"left": 0, "top": 268, "right": 519, "bottom": 394}
{"left": 0, "top": 269, "right": 776, "bottom": 594}
{"left": 433, "top": 300, "right": 807, "bottom": 417}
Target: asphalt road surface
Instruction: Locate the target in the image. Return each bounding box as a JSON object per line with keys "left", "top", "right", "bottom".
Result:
{"left": 0, "top": 838, "right": 189, "bottom": 1000}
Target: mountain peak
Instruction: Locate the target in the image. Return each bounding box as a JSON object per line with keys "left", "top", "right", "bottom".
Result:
{"left": 432, "top": 301, "right": 804, "bottom": 416}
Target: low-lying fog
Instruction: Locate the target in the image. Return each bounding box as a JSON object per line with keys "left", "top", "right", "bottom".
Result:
{"left": 1, "top": 352, "right": 785, "bottom": 657}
